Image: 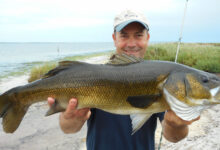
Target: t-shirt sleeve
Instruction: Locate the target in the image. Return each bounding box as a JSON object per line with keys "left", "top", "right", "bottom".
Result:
{"left": 156, "top": 112, "right": 165, "bottom": 122}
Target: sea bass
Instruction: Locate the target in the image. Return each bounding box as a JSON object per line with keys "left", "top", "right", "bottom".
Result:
{"left": 0, "top": 54, "right": 220, "bottom": 134}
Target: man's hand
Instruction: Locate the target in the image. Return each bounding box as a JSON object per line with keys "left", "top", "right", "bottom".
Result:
{"left": 164, "top": 110, "right": 200, "bottom": 127}
{"left": 48, "top": 97, "right": 91, "bottom": 134}
{"left": 162, "top": 109, "right": 200, "bottom": 143}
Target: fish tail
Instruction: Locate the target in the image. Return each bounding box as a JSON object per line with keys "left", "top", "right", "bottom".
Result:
{"left": 0, "top": 94, "right": 29, "bottom": 133}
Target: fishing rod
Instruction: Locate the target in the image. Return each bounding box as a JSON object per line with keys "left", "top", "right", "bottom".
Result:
{"left": 175, "top": 0, "right": 189, "bottom": 63}
{"left": 158, "top": 1, "right": 189, "bottom": 149}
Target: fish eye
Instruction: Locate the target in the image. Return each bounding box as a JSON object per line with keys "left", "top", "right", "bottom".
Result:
{"left": 202, "top": 76, "right": 209, "bottom": 83}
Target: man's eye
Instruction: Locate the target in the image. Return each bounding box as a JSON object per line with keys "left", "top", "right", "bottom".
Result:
{"left": 120, "top": 35, "right": 128, "bottom": 38}
{"left": 136, "top": 34, "right": 143, "bottom": 37}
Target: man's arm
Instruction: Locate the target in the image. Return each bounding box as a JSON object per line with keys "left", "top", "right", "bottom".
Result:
{"left": 48, "top": 97, "right": 91, "bottom": 134}
{"left": 162, "top": 110, "right": 200, "bottom": 143}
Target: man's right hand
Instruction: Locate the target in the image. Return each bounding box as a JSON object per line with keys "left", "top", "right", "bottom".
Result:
{"left": 48, "top": 97, "right": 91, "bottom": 134}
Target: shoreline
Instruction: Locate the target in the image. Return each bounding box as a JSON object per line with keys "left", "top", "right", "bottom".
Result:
{"left": 0, "top": 50, "right": 114, "bottom": 81}
{"left": 0, "top": 75, "right": 29, "bottom": 93}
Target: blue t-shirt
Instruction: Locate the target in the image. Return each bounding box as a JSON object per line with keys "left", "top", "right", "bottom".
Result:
{"left": 87, "top": 109, "right": 164, "bottom": 150}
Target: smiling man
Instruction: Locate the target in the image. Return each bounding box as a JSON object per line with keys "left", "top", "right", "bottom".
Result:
{"left": 112, "top": 10, "right": 150, "bottom": 58}
{"left": 48, "top": 9, "right": 199, "bottom": 150}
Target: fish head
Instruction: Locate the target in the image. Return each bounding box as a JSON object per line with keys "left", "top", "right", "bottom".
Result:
{"left": 164, "top": 72, "right": 220, "bottom": 106}
{"left": 184, "top": 72, "right": 220, "bottom": 105}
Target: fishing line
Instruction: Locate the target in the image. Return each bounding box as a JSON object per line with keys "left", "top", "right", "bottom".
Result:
{"left": 157, "top": 124, "right": 164, "bottom": 150}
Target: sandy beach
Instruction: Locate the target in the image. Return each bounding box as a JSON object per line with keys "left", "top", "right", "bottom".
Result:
{"left": 155, "top": 105, "right": 220, "bottom": 150}
{"left": 0, "top": 55, "right": 220, "bottom": 150}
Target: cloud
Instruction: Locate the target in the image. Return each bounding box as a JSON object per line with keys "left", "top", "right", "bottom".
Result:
{"left": 0, "top": 0, "right": 219, "bottom": 42}
{"left": 0, "top": 0, "right": 181, "bottom": 31}
{"left": 0, "top": 0, "right": 180, "bottom": 21}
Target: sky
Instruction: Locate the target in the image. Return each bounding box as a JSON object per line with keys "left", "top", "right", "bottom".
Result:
{"left": 0, "top": 0, "right": 219, "bottom": 43}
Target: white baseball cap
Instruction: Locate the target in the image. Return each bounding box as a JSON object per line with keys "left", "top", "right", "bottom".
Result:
{"left": 114, "top": 9, "right": 149, "bottom": 32}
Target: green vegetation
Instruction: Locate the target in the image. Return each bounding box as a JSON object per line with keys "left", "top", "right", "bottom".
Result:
{"left": 28, "top": 62, "right": 57, "bottom": 82}
{"left": 145, "top": 43, "right": 220, "bottom": 72}
{"left": 28, "top": 43, "right": 220, "bottom": 82}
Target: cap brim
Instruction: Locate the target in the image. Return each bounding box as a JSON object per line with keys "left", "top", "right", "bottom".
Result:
{"left": 115, "top": 20, "right": 149, "bottom": 32}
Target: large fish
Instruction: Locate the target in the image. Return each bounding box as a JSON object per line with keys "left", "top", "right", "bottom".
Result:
{"left": 0, "top": 54, "right": 220, "bottom": 134}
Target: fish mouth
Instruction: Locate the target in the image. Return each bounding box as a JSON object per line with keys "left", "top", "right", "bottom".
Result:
{"left": 211, "top": 86, "right": 220, "bottom": 101}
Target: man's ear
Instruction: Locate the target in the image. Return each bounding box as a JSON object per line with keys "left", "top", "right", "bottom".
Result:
{"left": 147, "top": 32, "right": 150, "bottom": 41}
{"left": 112, "top": 33, "right": 117, "bottom": 46}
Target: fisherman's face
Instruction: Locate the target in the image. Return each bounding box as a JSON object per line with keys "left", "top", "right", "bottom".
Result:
{"left": 113, "top": 22, "right": 150, "bottom": 58}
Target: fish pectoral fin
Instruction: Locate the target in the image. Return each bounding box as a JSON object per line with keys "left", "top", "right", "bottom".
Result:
{"left": 130, "top": 113, "right": 153, "bottom": 134}
{"left": 106, "top": 54, "right": 144, "bottom": 65}
{"left": 45, "top": 99, "right": 65, "bottom": 116}
{"left": 127, "top": 94, "right": 161, "bottom": 108}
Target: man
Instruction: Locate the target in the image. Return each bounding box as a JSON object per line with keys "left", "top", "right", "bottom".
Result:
{"left": 48, "top": 10, "right": 199, "bottom": 150}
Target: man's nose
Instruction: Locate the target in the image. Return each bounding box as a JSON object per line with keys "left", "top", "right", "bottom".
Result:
{"left": 127, "top": 38, "right": 136, "bottom": 48}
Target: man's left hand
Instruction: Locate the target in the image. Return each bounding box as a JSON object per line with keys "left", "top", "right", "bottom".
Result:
{"left": 164, "top": 109, "right": 200, "bottom": 127}
{"left": 162, "top": 109, "right": 200, "bottom": 143}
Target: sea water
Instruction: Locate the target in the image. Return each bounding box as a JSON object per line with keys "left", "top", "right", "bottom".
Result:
{"left": 0, "top": 42, "right": 114, "bottom": 79}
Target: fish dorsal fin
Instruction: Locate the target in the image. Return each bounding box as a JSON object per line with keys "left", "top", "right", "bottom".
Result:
{"left": 42, "top": 61, "right": 85, "bottom": 79}
{"left": 106, "top": 54, "right": 144, "bottom": 65}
